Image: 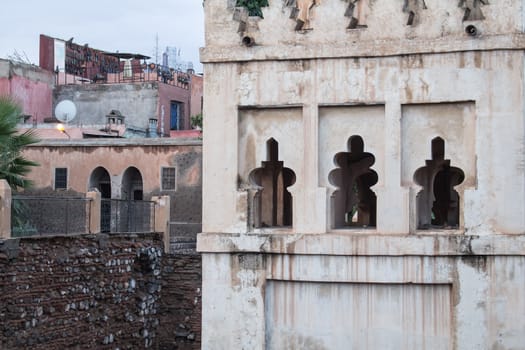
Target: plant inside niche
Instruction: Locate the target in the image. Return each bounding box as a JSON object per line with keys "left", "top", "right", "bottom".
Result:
{"left": 236, "top": 0, "right": 269, "bottom": 17}
{"left": 190, "top": 113, "right": 203, "bottom": 130}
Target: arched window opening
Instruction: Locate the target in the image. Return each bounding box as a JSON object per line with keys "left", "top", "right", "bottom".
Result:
{"left": 414, "top": 137, "right": 465, "bottom": 229}
{"left": 249, "top": 138, "right": 296, "bottom": 228}
{"left": 88, "top": 166, "right": 111, "bottom": 198}
{"left": 88, "top": 167, "right": 111, "bottom": 233}
{"left": 122, "top": 167, "right": 143, "bottom": 200}
{"left": 329, "top": 136, "right": 378, "bottom": 228}
{"left": 121, "top": 167, "right": 147, "bottom": 232}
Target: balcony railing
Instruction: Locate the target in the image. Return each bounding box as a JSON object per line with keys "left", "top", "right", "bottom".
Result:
{"left": 11, "top": 196, "right": 91, "bottom": 237}
{"left": 101, "top": 199, "right": 156, "bottom": 234}
{"left": 56, "top": 63, "right": 191, "bottom": 89}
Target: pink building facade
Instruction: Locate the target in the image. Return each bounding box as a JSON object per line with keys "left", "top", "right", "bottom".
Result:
{"left": 0, "top": 59, "right": 54, "bottom": 123}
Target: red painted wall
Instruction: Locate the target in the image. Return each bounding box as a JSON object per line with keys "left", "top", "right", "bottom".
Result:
{"left": 158, "top": 83, "right": 191, "bottom": 135}
{"left": 0, "top": 59, "right": 54, "bottom": 123}
{"left": 9, "top": 76, "right": 53, "bottom": 121}
{"left": 39, "top": 34, "right": 55, "bottom": 72}
{"left": 190, "top": 74, "right": 203, "bottom": 118}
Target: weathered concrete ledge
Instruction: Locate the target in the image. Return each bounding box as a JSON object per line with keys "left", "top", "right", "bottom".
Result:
{"left": 27, "top": 137, "right": 202, "bottom": 147}
{"left": 197, "top": 232, "right": 525, "bottom": 256}
{"left": 200, "top": 33, "right": 525, "bottom": 63}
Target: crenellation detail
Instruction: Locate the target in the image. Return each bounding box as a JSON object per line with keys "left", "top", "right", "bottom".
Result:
{"left": 403, "top": 0, "right": 427, "bottom": 26}
{"left": 288, "top": 0, "right": 319, "bottom": 31}
{"left": 344, "top": 0, "right": 370, "bottom": 29}
{"left": 459, "top": 0, "right": 488, "bottom": 21}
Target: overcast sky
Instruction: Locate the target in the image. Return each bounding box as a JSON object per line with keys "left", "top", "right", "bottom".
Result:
{"left": 0, "top": 0, "right": 205, "bottom": 73}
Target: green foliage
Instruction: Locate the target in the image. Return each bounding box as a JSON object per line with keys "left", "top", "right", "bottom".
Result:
{"left": 0, "top": 97, "right": 40, "bottom": 191}
{"left": 236, "top": 0, "right": 269, "bottom": 18}
{"left": 11, "top": 199, "right": 37, "bottom": 237}
{"left": 190, "top": 113, "right": 203, "bottom": 130}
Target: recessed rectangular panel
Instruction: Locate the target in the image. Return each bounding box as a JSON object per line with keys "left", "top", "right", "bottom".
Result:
{"left": 318, "top": 105, "right": 385, "bottom": 189}
{"left": 265, "top": 281, "right": 451, "bottom": 350}
{"left": 400, "top": 102, "right": 476, "bottom": 187}
{"left": 238, "top": 108, "right": 303, "bottom": 186}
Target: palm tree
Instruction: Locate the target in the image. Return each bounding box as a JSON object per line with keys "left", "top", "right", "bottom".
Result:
{"left": 0, "top": 96, "right": 39, "bottom": 190}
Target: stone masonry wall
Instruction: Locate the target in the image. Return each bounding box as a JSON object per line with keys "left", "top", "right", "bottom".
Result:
{"left": 156, "top": 253, "right": 202, "bottom": 349}
{"left": 0, "top": 233, "right": 202, "bottom": 350}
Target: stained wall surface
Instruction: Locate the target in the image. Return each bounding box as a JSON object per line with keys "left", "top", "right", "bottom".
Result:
{"left": 0, "top": 59, "right": 54, "bottom": 122}
{"left": 198, "top": 0, "right": 525, "bottom": 349}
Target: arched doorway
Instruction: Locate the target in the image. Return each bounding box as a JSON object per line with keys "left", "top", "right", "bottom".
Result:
{"left": 88, "top": 167, "right": 111, "bottom": 232}
{"left": 121, "top": 167, "right": 143, "bottom": 200}
{"left": 88, "top": 167, "right": 111, "bottom": 198}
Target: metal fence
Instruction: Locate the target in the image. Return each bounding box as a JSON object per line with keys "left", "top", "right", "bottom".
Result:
{"left": 56, "top": 63, "right": 191, "bottom": 89}
{"left": 101, "top": 199, "right": 155, "bottom": 233}
{"left": 11, "top": 196, "right": 91, "bottom": 237}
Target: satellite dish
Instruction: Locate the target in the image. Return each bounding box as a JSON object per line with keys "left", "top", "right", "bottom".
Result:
{"left": 55, "top": 100, "right": 77, "bottom": 123}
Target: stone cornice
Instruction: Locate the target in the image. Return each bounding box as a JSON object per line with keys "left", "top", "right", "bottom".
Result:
{"left": 200, "top": 33, "right": 525, "bottom": 63}
{"left": 197, "top": 232, "right": 525, "bottom": 256}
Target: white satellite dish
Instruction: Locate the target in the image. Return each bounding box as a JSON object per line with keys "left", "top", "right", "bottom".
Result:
{"left": 55, "top": 100, "right": 77, "bottom": 123}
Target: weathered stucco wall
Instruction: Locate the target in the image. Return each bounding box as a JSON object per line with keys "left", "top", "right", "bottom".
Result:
{"left": 54, "top": 83, "right": 159, "bottom": 130}
{"left": 0, "top": 59, "right": 54, "bottom": 122}
{"left": 201, "top": 51, "right": 524, "bottom": 235}
{"left": 54, "top": 82, "right": 193, "bottom": 135}
{"left": 198, "top": 0, "right": 525, "bottom": 349}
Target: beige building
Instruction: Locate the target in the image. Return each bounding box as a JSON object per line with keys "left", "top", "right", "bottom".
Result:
{"left": 23, "top": 138, "right": 202, "bottom": 252}
{"left": 198, "top": 0, "right": 525, "bottom": 349}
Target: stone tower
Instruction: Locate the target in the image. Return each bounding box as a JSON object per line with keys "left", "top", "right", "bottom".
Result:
{"left": 198, "top": 0, "right": 525, "bottom": 348}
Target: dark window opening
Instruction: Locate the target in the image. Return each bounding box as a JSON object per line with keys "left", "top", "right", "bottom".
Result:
{"left": 329, "top": 135, "right": 378, "bottom": 228}
{"left": 161, "top": 167, "right": 176, "bottom": 191}
{"left": 54, "top": 168, "right": 68, "bottom": 189}
{"left": 133, "top": 190, "right": 143, "bottom": 201}
{"left": 249, "top": 138, "right": 296, "bottom": 228}
{"left": 170, "top": 101, "right": 182, "bottom": 130}
{"left": 414, "top": 137, "right": 465, "bottom": 229}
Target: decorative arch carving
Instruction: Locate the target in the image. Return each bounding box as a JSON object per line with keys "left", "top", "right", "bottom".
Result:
{"left": 249, "top": 138, "right": 296, "bottom": 227}
{"left": 459, "top": 0, "right": 488, "bottom": 21}
{"left": 403, "top": 0, "right": 427, "bottom": 26}
{"left": 288, "top": 0, "right": 319, "bottom": 31}
{"left": 232, "top": 0, "right": 269, "bottom": 33}
{"left": 329, "top": 136, "right": 378, "bottom": 228}
{"left": 344, "top": 0, "right": 369, "bottom": 29}
{"left": 414, "top": 137, "right": 465, "bottom": 229}
{"left": 235, "top": 0, "right": 269, "bottom": 18}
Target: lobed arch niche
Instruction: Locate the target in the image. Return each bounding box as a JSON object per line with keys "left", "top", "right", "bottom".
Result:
{"left": 248, "top": 138, "right": 296, "bottom": 228}
{"left": 329, "top": 135, "right": 378, "bottom": 228}
{"left": 413, "top": 137, "right": 465, "bottom": 229}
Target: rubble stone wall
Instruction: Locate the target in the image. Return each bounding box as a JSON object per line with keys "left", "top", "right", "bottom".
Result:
{"left": 0, "top": 233, "right": 202, "bottom": 349}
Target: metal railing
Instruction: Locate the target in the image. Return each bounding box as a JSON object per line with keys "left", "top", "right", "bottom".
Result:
{"left": 101, "top": 199, "right": 155, "bottom": 233}
{"left": 56, "top": 63, "right": 191, "bottom": 89}
{"left": 11, "top": 196, "right": 91, "bottom": 237}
